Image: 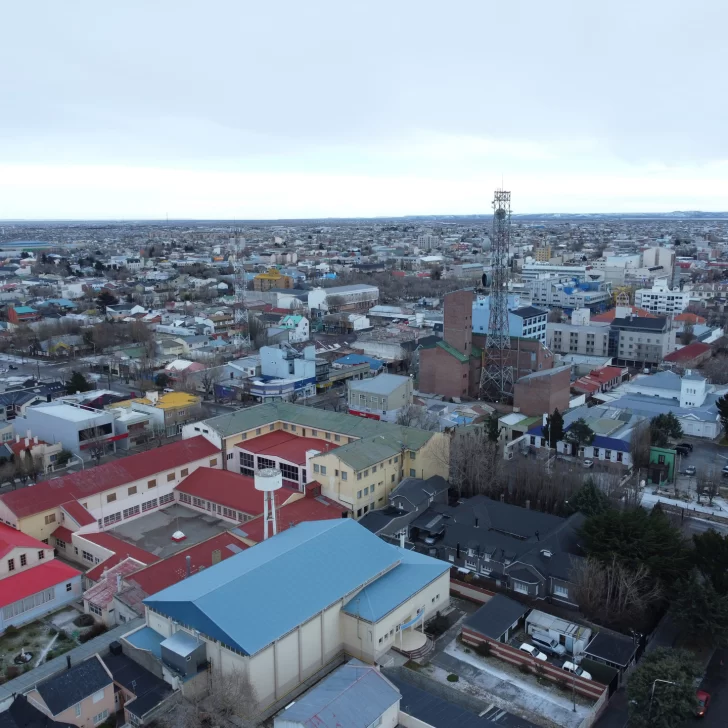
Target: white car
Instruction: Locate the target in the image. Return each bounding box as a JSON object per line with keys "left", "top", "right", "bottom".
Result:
{"left": 519, "top": 643, "right": 548, "bottom": 661}
{"left": 561, "top": 661, "right": 592, "bottom": 680}
{"left": 582, "top": 459, "right": 594, "bottom": 469}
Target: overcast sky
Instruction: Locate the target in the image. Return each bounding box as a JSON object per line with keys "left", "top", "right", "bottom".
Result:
{"left": 2, "top": 0, "right": 727, "bottom": 219}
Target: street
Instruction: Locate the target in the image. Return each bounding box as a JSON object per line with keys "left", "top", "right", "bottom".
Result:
{"left": 684, "top": 647, "right": 728, "bottom": 727}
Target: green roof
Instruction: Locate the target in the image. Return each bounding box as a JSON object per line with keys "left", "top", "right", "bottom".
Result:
{"left": 436, "top": 340, "right": 469, "bottom": 363}
{"left": 203, "top": 403, "right": 436, "bottom": 471}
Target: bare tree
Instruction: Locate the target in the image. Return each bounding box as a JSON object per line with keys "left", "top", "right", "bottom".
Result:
{"left": 702, "top": 354, "right": 728, "bottom": 385}
{"left": 395, "top": 404, "right": 440, "bottom": 431}
{"left": 198, "top": 367, "right": 223, "bottom": 400}
{"left": 630, "top": 422, "right": 652, "bottom": 470}
{"left": 83, "top": 426, "right": 109, "bottom": 466}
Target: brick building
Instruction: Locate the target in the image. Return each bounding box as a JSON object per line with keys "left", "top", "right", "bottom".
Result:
{"left": 420, "top": 289, "right": 555, "bottom": 400}
{"left": 513, "top": 365, "right": 571, "bottom": 417}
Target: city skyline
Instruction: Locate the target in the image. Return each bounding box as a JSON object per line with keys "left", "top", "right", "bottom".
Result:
{"left": 2, "top": 0, "right": 727, "bottom": 219}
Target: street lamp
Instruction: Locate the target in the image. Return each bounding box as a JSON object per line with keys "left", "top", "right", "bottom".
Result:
{"left": 647, "top": 678, "right": 677, "bottom": 723}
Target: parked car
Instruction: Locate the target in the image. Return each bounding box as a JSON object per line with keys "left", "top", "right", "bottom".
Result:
{"left": 530, "top": 631, "right": 566, "bottom": 657}
{"left": 696, "top": 689, "right": 711, "bottom": 717}
{"left": 677, "top": 442, "right": 694, "bottom": 452}
{"left": 583, "top": 459, "right": 594, "bottom": 469}
{"left": 519, "top": 643, "right": 548, "bottom": 661}
{"left": 722, "top": 465, "right": 728, "bottom": 479}
{"left": 7, "top": 365, "right": 17, "bottom": 370}
{"left": 675, "top": 445, "right": 690, "bottom": 457}
{"left": 561, "top": 661, "right": 592, "bottom": 680}
{"left": 685, "top": 465, "right": 697, "bottom": 476}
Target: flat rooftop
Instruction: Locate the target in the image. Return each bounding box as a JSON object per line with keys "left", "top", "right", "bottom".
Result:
{"left": 31, "top": 402, "right": 109, "bottom": 422}
{"left": 109, "top": 504, "right": 229, "bottom": 560}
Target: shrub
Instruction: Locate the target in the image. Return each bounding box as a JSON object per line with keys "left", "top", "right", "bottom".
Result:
{"left": 48, "top": 627, "right": 58, "bottom": 636}
{"left": 73, "top": 614, "right": 95, "bottom": 627}
{"left": 79, "top": 624, "right": 108, "bottom": 643}
{"left": 3, "top": 626, "right": 18, "bottom": 637}
{"left": 447, "top": 673, "right": 459, "bottom": 682}
{"left": 518, "top": 663, "right": 531, "bottom": 675}
{"left": 475, "top": 642, "right": 491, "bottom": 658}
{"left": 5, "top": 666, "right": 21, "bottom": 680}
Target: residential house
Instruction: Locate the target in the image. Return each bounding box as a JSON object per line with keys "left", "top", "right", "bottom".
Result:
{"left": 347, "top": 373, "right": 413, "bottom": 422}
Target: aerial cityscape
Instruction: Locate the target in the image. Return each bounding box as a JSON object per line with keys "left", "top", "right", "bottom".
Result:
{"left": 1, "top": 2, "right": 727, "bottom": 728}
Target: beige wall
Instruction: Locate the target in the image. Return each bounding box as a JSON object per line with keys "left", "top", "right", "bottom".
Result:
{"left": 0, "top": 545, "right": 54, "bottom": 579}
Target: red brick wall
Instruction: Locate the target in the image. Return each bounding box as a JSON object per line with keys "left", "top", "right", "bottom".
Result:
{"left": 420, "top": 347, "right": 469, "bottom": 398}
{"left": 513, "top": 367, "right": 571, "bottom": 416}
{"left": 443, "top": 289, "right": 473, "bottom": 355}
{"left": 460, "top": 627, "right": 607, "bottom": 701}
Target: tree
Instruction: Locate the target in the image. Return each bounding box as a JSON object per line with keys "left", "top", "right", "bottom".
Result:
{"left": 717, "top": 393, "right": 728, "bottom": 434}
{"left": 693, "top": 529, "right": 728, "bottom": 594}
{"left": 565, "top": 417, "right": 595, "bottom": 451}
{"left": 580, "top": 506, "right": 690, "bottom": 588}
{"left": 627, "top": 648, "right": 700, "bottom": 728}
{"left": 702, "top": 354, "right": 728, "bottom": 385}
{"left": 542, "top": 408, "right": 564, "bottom": 449}
{"left": 66, "top": 370, "right": 92, "bottom": 394}
{"left": 631, "top": 422, "right": 652, "bottom": 469}
{"left": 547, "top": 309, "right": 562, "bottom": 323}
{"left": 649, "top": 413, "right": 683, "bottom": 447}
{"left": 395, "top": 405, "right": 440, "bottom": 431}
{"left": 672, "top": 569, "right": 728, "bottom": 646}
{"left": 198, "top": 367, "right": 222, "bottom": 400}
{"left": 430, "top": 265, "right": 443, "bottom": 280}
{"left": 84, "top": 427, "right": 108, "bottom": 466}
{"left": 682, "top": 321, "right": 695, "bottom": 345}
{"left": 571, "top": 556, "right": 662, "bottom": 630}
{"left": 485, "top": 411, "right": 501, "bottom": 442}
{"left": 568, "top": 478, "right": 610, "bottom": 517}
{"left": 155, "top": 372, "right": 171, "bottom": 390}
{"left": 96, "top": 291, "right": 118, "bottom": 312}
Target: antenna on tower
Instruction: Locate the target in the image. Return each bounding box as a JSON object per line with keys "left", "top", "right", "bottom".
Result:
{"left": 480, "top": 189, "right": 513, "bottom": 402}
{"left": 232, "top": 232, "right": 251, "bottom": 350}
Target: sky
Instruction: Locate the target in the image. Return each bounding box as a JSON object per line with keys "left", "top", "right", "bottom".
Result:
{"left": 1, "top": 0, "right": 727, "bottom": 219}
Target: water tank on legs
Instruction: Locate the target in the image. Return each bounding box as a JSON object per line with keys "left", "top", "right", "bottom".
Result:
{"left": 255, "top": 467, "right": 283, "bottom": 492}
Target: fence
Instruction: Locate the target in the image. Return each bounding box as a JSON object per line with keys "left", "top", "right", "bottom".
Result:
{"left": 450, "top": 575, "right": 495, "bottom": 604}
{"left": 460, "top": 626, "right": 607, "bottom": 703}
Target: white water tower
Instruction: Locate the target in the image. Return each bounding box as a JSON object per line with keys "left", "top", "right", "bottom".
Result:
{"left": 255, "top": 467, "right": 283, "bottom": 540}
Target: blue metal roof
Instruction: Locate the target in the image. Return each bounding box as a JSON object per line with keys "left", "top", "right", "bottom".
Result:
{"left": 276, "top": 658, "right": 399, "bottom": 727}
{"left": 333, "top": 354, "right": 384, "bottom": 371}
{"left": 143, "top": 520, "right": 402, "bottom": 655}
{"left": 342, "top": 547, "right": 449, "bottom": 622}
{"left": 592, "top": 435, "right": 630, "bottom": 452}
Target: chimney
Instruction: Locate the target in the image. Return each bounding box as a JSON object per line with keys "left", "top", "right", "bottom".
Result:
{"left": 26, "top": 429, "right": 31, "bottom": 439}
{"left": 399, "top": 531, "right": 405, "bottom": 549}
{"left": 185, "top": 555, "right": 191, "bottom": 578}
{"left": 116, "top": 574, "right": 122, "bottom": 593}
{"left": 15, "top": 434, "right": 19, "bottom": 443}
{"left": 24, "top": 438, "right": 29, "bottom": 447}
{"left": 34, "top": 436, "right": 38, "bottom": 445}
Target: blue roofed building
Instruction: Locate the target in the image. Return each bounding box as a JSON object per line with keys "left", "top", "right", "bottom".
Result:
{"left": 140, "top": 519, "right": 449, "bottom": 713}
{"left": 333, "top": 353, "right": 384, "bottom": 372}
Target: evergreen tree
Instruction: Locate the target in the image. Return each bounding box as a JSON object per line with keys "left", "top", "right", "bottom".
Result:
{"left": 66, "top": 371, "right": 91, "bottom": 394}
{"left": 717, "top": 394, "right": 728, "bottom": 435}
{"left": 569, "top": 478, "right": 610, "bottom": 516}
{"left": 672, "top": 569, "right": 728, "bottom": 646}
{"left": 565, "top": 417, "right": 595, "bottom": 448}
{"left": 485, "top": 411, "right": 501, "bottom": 442}
{"left": 542, "top": 408, "right": 564, "bottom": 448}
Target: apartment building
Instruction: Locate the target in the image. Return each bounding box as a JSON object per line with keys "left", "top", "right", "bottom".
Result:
{"left": 473, "top": 296, "right": 548, "bottom": 345}
{"left": 634, "top": 278, "right": 690, "bottom": 315}
{"left": 527, "top": 276, "right": 611, "bottom": 311}
{"left": 547, "top": 322, "right": 611, "bottom": 357}
{"left": 308, "top": 284, "right": 379, "bottom": 314}
{"left": 612, "top": 316, "right": 672, "bottom": 367}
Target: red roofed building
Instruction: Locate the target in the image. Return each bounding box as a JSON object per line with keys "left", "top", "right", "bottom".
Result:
{"left": 591, "top": 306, "right": 657, "bottom": 323}
{"left": 76, "top": 532, "right": 159, "bottom": 582}
{"left": 0, "top": 436, "right": 221, "bottom": 542}
{"left": 572, "top": 365, "right": 628, "bottom": 396}
{"left": 237, "top": 431, "right": 338, "bottom": 490}
{"left": 663, "top": 341, "right": 713, "bottom": 369}
{"left": 0, "top": 522, "right": 82, "bottom": 632}
{"left": 83, "top": 557, "right": 148, "bottom": 626}
{"left": 674, "top": 312, "right": 707, "bottom": 325}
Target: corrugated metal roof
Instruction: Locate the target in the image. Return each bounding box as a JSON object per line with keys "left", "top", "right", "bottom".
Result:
{"left": 144, "top": 520, "right": 402, "bottom": 655}
{"left": 276, "top": 658, "right": 399, "bottom": 728}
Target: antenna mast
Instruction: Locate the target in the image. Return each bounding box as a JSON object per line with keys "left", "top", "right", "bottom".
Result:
{"left": 232, "top": 231, "right": 250, "bottom": 350}
{"left": 480, "top": 189, "right": 513, "bottom": 401}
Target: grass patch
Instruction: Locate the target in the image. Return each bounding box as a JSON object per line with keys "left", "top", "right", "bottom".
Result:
{"left": 404, "top": 660, "right": 422, "bottom": 671}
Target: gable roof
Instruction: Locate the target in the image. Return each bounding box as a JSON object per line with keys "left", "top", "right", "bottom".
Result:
{"left": 0, "top": 521, "right": 49, "bottom": 560}
{"left": 144, "top": 520, "right": 402, "bottom": 655}
{"left": 0, "top": 560, "right": 81, "bottom": 609}
{"left": 175, "top": 468, "right": 266, "bottom": 516}
{"left": 36, "top": 656, "right": 111, "bottom": 716}
{"left": 80, "top": 533, "right": 160, "bottom": 582}
{"left": 0, "top": 695, "right": 75, "bottom": 728}
{"left": 0, "top": 436, "right": 219, "bottom": 519}
{"left": 465, "top": 594, "right": 529, "bottom": 640}
{"left": 663, "top": 341, "right": 712, "bottom": 363}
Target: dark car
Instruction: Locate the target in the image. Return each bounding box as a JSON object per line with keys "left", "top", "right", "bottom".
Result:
{"left": 675, "top": 445, "right": 690, "bottom": 457}
{"left": 7, "top": 365, "right": 17, "bottom": 370}
{"left": 677, "top": 442, "right": 694, "bottom": 452}
{"left": 696, "top": 689, "right": 711, "bottom": 717}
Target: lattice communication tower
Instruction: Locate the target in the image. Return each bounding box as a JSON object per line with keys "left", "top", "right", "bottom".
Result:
{"left": 232, "top": 234, "right": 250, "bottom": 350}
{"left": 480, "top": 190, "right": 513, "bottom": 401}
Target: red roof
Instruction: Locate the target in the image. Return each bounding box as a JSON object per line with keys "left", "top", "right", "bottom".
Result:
{"left": 0, "top": 559, "right": 81, "bottom": 608}
{"left": 6, "top": 438, "right": 50, "bottom": 457}
{"left": 674, "top": 312, "right": 707, "bottom": 324}
{"left": 591, "top": 306, "right": 657, "bottom": 322}
{"left": 128, "top": 532, "right": 249, "bottom": 596}
{"left": 663, "top": 341, "right": 712, "bottom": 363}
{"left": 588, "top": 366, "right": 625, "bottom": 384}
{"left": 0, "top": 521, "right": 50, "bottom": 559}
{"left": 78, "top": 532, "right": 160, "bottom": 581}
{"left": 61, "top": 500, "right": 96, "bottom": 527}
{"left": 237, "top": 431, "right": 338, "bottom": 465}
{"left": 0, "top": 436, "right": 220, "bottom": 519}
{"left": 175, "top": 468, "right": 268, "bottom": 515}
{"left": 239, "top": 495, "right": 347, "bottom": 544}
{"left": 85, "top": 558, "right": 147, "bottom": 607}
{"left": 51, "top": 525, "right": 74, "bottom": 543}
{"left": 572, "top": 378, "right": 600, "bottom": 394}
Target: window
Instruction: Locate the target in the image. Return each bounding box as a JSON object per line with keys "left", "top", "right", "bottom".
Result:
{"left": 513, "top": 581, "right": 528, "bottom": 595}
{"left": 410, "top": 468, "right": 416, "bottom": 477}
{"left": 66, "top": 582, "right": 72, "bottom": 592}
{"left": 357, "top": 490, "right": 362, "bottom": 499}
{"left": 325, "top": 432, "right": 330, "bottom": 440}
{"left": 357, "top": 472, "right": 362, "bottom": 480}
{"left": 181, "top": 468, "right": 189, "bottom": 477}
{"left": 45, "top": 513, "right": 56, "bottom": 525}
{"left": 75, "top": 704, "right": 81, "bottom": 718}
{"left": 283, "top": 423, "right": 289, "bottom": 430}
{"left": 258, "top": 456, "right": 275, "bottom": 470}
{"left": 313, "top": 464, "right": 320, "bottom": 473}
{"left": 341, "top": 471, "right": 348, "bottom": 480}
{"left": 123, "top": 505, "right": 140, "bottom": 519}
{"left": 92, "top": 689, "right": 104, "bottom": 704}
{"left": 178, "top": 493, "right": 192, "bottom": 504}
{"left": 391, "top": 474, "right": 395, "bottom": 483}
{"left": 553, "top": 584, "right": 569, "bottom": 598}
{"left": 604, "top": 450, "right": 611, "bottom": 460}
{"left": 357, "top": 509, "right": 362, "bottom": 517}
{"left": 56, "top": 539, "right": 66, "bottom": 549}
{"left": 209, "top": 458, "right": 218, "bottom": 467}
{"left": 312, "top": 429, "right": 318, "bottom": 436}
{"left": 227, "top": 452, "right": 234, "bottom": 461}
{"left": 7, "top": 558, "right": 14, "bottom": 571}
{"left": 38, "top": 550, "right": 44, "bottom": 560}
{"left": 334, "top": 434, "right": 340, "bottom": 442}
{"left": 372, "top": 465, "right": 377, "bottom": 473}
{"left": 291, "top": 425, "right": 297, "bottom": 433}
{"left": 320, "top": 466, "right": 327, "bottom": 475}
{"left": 256, "top": 428, "right": 261, "bottom": 435}
{"left": 167, "top": 472, "right": 175, "bottom": 482}
{"left": 280, "top": 463, "right": 299, "bottom": 482}
{"left": 20, "top": 554, "right": 27, "bottom": 567}
{"left": 240, "top": 452, "right": 254, "bottom": 476}
{"left": 103, "top": 512, "right": 121, "bottom": 527}
{"left": 82, "top": 550, "right": 94, "bottom": 562}
{"left": 92, "top": 709, "right": 109, "bottom": 724}
{"left": 3, "top": 587, "right": 55, "bottom": 620}
{"left": 128, "top": 486, "right": 137, "bottom": 496}
{"left": 159, "top": 493, "right": 174, "bottom": 505}
{"left": 148, "top": 479, "right": 157, "bottom": 488}
{"left": 142, "top": 498, "right": 158, "bottom": 512}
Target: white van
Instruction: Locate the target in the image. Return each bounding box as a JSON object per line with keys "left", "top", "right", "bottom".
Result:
{"left": 530, "top": 631, "right": 566, "bottom": 657}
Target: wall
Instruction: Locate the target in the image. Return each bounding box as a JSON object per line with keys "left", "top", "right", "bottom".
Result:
{"left": 0, "top": 545, "right": 54, "bottom": 579}
{"left": 1, "top": 574, "right": 82, "bottom": 632}
{"left": 419, "top": 346, "right": 470, "bottom": 399}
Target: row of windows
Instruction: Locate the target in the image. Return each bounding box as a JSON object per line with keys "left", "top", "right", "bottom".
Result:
{"left": 7, "top": 551, "right": 45, "bottom": 571}
{"left": 3, "top": 587, "right": 55, "bottom": 619}
{"left": 182, "top": 492, "right": 250, "bottom": 522}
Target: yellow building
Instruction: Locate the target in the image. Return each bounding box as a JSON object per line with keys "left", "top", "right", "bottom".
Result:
{"left": 253, "top": 268, "right": 294, "bottom": 291}
{"left": 534, "top": 245, "right": 552, "bottom": 262}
